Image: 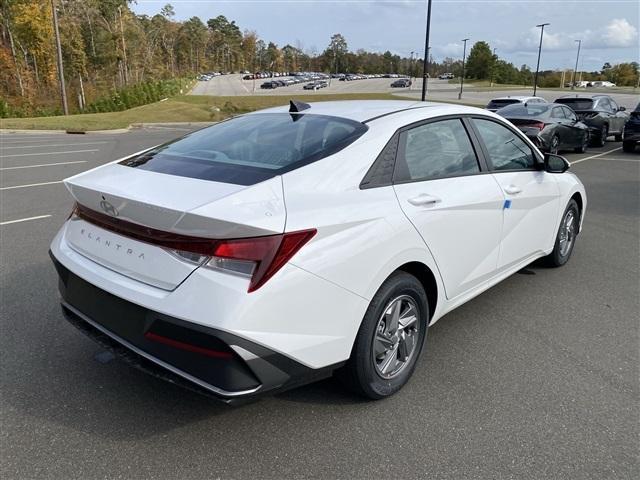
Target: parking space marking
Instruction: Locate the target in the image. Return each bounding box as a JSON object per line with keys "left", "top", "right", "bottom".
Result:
{"left": 590, "top": 156, "right": 640, "bottom": 162}
{"left": 1, "top": 148, "right": 98, "bottom": 158}
{"left": 0, "top": 180, "right": 62, "bottom": 190}
{"left": 0, "top": 136, "right": 67, "bottom": 142}
{"left": 0, "top": 214, "right": 52, "bottom": 226}
{"left": 0, "top": 160, "right": 87, "bottom": 171}
{"left": 570, "top": 147, "right": 622, "bottom": 165}
{"left": 2, "top": 141, "right": 107, "bottom": 150}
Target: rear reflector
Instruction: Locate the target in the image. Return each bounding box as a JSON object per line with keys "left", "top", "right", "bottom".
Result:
{"left": 144, "top": 331, "right": 234, "bottom": 359}
{"left": 73, "top": 203, "right": 316, "bottom": 292}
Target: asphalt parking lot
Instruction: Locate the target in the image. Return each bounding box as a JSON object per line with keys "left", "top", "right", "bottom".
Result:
{"left": 192, "top": 74, "right": 639, "bottom": 110}
{"left": 1, "top": 128, "right": 638, "bottom": 479}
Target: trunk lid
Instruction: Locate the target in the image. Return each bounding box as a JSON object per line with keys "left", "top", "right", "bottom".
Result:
{"left": 63, "top": 163, "right": 285, "bottom": 290}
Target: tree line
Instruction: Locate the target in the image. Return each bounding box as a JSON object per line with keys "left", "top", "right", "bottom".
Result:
{"left": 1, "top": 1, "right": 637, "bottom": 118}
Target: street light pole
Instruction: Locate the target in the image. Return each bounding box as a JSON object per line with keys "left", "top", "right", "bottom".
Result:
{"left": 458, "top": 38, "right": 469, "bottom": 100}
{"left": 410, "top": 51, "right": 415, "bottom": 89}
{"left": 490, "top": 47, "right": 497, "bottom": 87}
{"left": 421, "top": 0, "right": 433, "bottom": 101}
{"left": 571, "top": 39, "right": 581, "bottom": 90}
{"left": 533, "top": 22, "right": 549, "bottom": 96}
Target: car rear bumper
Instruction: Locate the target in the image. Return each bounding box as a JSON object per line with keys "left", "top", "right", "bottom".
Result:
{"left": 51, "top": 253, "right": 341, "bottom": 402}
{"left": 623, "top": 128, "right": 640, "bottom": 143}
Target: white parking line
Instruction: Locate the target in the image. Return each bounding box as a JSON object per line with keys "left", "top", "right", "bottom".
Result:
{"left": 0, "top": 160, "right": 87, "bottom": 170}
{"left": 0, "top": 214, "right": 52, "bottom": 226}
{"left": 589, "top": 156, "right": 640, "bottom": 162}
{"left": 1, "top": 141, "right": 107, "bottom": 150}
{"left": 0, "top": 180, "right": 62, "bottom": 190}
{"left": 0, "top": 136, "right": 64, "bottom": 142}
{"left": 570, "top": 147, "right": 622, "bottom": 165}
{"left": 1, "top": 149, "right": 98, "bottom": 158}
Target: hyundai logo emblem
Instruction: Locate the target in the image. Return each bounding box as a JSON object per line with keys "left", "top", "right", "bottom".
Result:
{"left": 99, "top": 197, "right": 119, "bottom": 217}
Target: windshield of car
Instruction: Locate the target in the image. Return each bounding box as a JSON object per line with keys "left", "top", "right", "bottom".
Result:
{"left": 497, "top": 104, "right": 552, "bottom": 117}
{"left": 487, "top": 99, "right": 520, "bottom": 109}
{"left": 555, "top": 98, "right": 595, "bottom": 111}
{"left": 120, "top": 113, "right": 368, "bottom": 185}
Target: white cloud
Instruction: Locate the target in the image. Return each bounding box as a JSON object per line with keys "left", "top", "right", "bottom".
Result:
{"left": 435, "top": 42, "right": 463, "bottom": 57}
{"left": 601, "top": 18, "right": 638, "bottom": 47}
{"left": 505, "top": 18, "right": 638, "bottom": 52}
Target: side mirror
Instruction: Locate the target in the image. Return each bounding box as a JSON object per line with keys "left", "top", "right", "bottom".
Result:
{"left": 618, "top": 106, "right": 626, "bottom": 112}
{"left": 544, "top": 153, "right": 570, "bottom": 173}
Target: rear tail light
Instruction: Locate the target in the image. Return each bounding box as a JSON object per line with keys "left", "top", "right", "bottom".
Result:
{"left": 73, "top": 202, "right": 316, "bottom": 292}
{"left": 205, "top": 230, "right": 317, "bottom": 292}
{"left": 530, "top": 122, "right": 546, "bottom": 130}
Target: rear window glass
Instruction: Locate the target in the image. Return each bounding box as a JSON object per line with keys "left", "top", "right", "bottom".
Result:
{"left": 555, "top": 98, "right": 595, "bottom": 111}
{"left": 487, "top": 99, "right": 519, "bottom": 109}
{"left": 120, "top": 113, "right": 368, "bottom": 185}
{"left": 497, "top": 104, "right": 552, "bottom": 116}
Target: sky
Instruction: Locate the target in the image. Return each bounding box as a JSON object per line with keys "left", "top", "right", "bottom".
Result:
{"left": 131, "top": 0, "right": 640, "bottom": 71}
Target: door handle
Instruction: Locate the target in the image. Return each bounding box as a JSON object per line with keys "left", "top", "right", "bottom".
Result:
{"left": 504, "top": 185, "right": 522, "bottom": 195}
{"left": 408, "top": 194, "right": 441, "bottom": 206}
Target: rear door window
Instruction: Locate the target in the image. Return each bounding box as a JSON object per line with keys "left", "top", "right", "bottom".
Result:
{"left": 120, "top": 113, "right": 368, "bottom": 185}
{"left": 555, "top": 98, "right": 595, "bottom": 111}
{"left": 395, "top": 119, "right": 480, "bottom": 182}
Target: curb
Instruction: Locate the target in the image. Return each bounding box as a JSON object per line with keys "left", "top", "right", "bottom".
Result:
{"left": 0, "top": 127, "right": 131, "bottom": 135}
{"left": 1, "top": 122, "right": 213, "bottom": 135}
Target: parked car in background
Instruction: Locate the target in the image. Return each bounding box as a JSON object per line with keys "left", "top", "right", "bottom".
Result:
{"left": 622, "top": 103, "right": 640, "bottom": 152}
{"left": 497, "top": 103, "right": 589, "bottom": 154}
{"left": 438, "top": 73, "right": 454, "bottom": 80}
{"left": 486, "top": 96, "right": 547, "bottom": 112}
{"left": 260, "top": 81, "right": 278, "bottom": 89}
{"left": 391, "top": 78, "right": 411, "bottom": 88}
{"left": 588, "top": 81, "right": 616, "bottom": 88}
{"left": 555, "top": 95, "right": 628, "bottom": 147}
{"left": 303, "top": 81, "right": 327, "bottom": 90}
{"left": 49, "top": 100, "right": 586, "bottom": 402}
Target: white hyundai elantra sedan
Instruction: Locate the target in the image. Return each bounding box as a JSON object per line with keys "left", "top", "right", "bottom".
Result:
{"left": 50, "top": 100, "right": 586, "bottom": 402}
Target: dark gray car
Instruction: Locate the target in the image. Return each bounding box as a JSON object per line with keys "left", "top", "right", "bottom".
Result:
{"left": 497, "top": 103, "right": 590, "bottom": 154}
{"left": 554, "top": 95, "right": 628, "bottom": 147}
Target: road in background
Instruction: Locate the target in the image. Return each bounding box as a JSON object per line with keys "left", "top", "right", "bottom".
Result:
{"left": 191, "top": 74, "right": 639, "bottom": 109}
{"left": 1, "top": 129, "right": 638, "bottom": 479}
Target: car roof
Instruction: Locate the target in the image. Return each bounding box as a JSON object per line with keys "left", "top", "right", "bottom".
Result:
{"left": 491, "top": 96, "right": 544, "bottom": 101}
{"left": 556, "top": 94, "right": 607, "bottom": 100}
{"left": 250, "top": 100, "right": 488, "bottom": 123}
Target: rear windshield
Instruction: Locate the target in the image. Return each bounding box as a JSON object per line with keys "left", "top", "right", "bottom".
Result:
{"left": 555, "top": 98, "right": 595, "bottom": 111}
{"left": 487, "top": 99, "right": 519, "bottom": 109}
{"left": 497, "top": 104, "right": 552, "bottom": 117}
{"left": 120, "top": 113, "right": 368, "bottom": 185}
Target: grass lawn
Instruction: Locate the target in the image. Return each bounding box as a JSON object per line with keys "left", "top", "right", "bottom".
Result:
{"left": 1, "top": 93, "right": 479, "bottom": 131}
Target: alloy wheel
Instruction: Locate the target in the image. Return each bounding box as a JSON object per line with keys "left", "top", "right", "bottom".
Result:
{"left": 558, "top": 210, "right": 576, "bottom": 257}
{"left": 372, "top": 295, "right": 420, "bottom": 379}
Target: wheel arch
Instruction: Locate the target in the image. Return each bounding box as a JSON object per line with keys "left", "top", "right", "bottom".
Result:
{"left": 570, "top": 191, "right": 584, "bottom": 232}
{"left": 396, "top": 261, "right": 438, "bottom": 321}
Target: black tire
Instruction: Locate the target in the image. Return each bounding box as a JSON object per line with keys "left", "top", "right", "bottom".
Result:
{"left": 623, "top": 141, "right": 636, "bottom": 153}
{"left": 338, "top": 271, "right": 428, "bottom": 399}
{"left": 574, "top": 132, "right": 589, "bottom": 153}
{"left": 591, "top": 124, "right": 608, "bottom": 147}
{"left": 543, "top": 199, "right": 580, "bottom": 267}
{"left": 549, "top": 134, "right": 560, "bottom": 154}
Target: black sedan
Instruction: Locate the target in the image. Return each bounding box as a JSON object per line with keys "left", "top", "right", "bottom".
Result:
{"left": 497, "top": 103, "right": 590, "bottom": 154}
{"left": 391, "top": 79, "right": 411, "bottom": 88}
{"left": 554, "top": 95, "right": 628, "bottom": 147}
{"left": 623, "top": 103, "right": 640, "bottom": 152}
